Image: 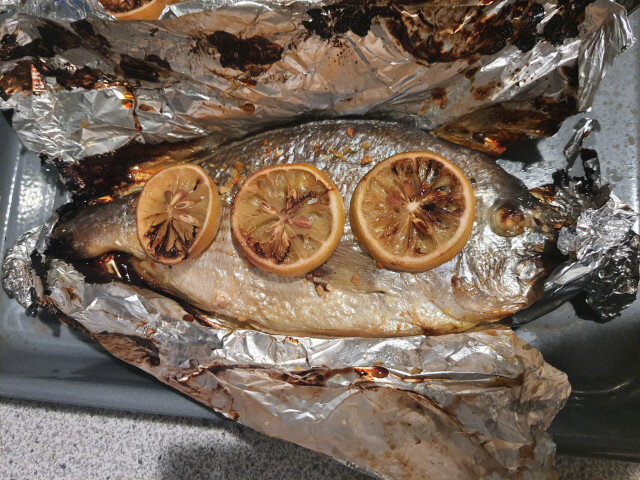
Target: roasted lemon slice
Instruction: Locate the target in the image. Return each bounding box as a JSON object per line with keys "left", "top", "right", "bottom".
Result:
{"left": 350, "top": 151, "right": 475, "bottom": 272}
{"left": 231, "top": 163, "right": 345, "bottom": 276}
{"left": 136, "top": 164, "right": 221, "bottom": 265}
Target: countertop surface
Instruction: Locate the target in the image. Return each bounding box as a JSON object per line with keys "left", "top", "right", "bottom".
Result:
{"left": 1, "top": 395, "right": 639, "bottom": 480}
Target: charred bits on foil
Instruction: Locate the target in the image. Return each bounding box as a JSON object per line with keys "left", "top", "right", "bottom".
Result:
{"left": 1, "top": 226, "right": 571, "bottom": 479}
{"left": 0, "top": 0, "right": 633, "bottom": 189}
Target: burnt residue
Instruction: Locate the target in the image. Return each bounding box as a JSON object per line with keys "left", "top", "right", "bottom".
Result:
{"left": 0, "top": 21, "right": 151, "bottom": 108}
{"left": 580, "top": 147, "right": 599, "bottom": 181}
{"left": 552, "top": 167, "right": 572, "bottom": 187}
{"left": 50, "top": 65, "right": 114, "bottom": 90}
{"left": 50, "top": 138, "right": 199, "bottom": 196}
{"left": 387, "top": 10, "right": 515, "bottom": 63}
{"left": 0, "top": 21, "right": 84, "bottom": 61}
{"left": 306, "top": 273, "right": 331, "bottom": 294}
{"left": 543, "top": 0, "right": 593, "bottom": 46}
{"left": 0, "top": 30, "right": 53, "bottom": 61}
{"left": 206, "top": 31, "right": 283, "bottom": 75}
{"left": 537, "top": 164, "right": 606, "bottom": 205}
{"left": 303, "top": 5, "right": 398, "bottom": 39}
{"left": 65, "top": 287, "right": 79, "bottom": 301}
{"left": 560, "top": 65, "right": 579, "bottom": 89}
{"left": 487, "top": 373, "right": 525, "bottom": 388}
{"left": 561, "top": 168, "right": 593, "bottom": 200}
{"left": 280, "top": 366, "right": 393, "bottom": 386}
{"left": 240, "top": 103, "right": 256, "bottom": 115}
{"left": 193, "top": 364, "right": 395, "bottom": 388}
{"left": 0, "top": 60, "right": 32, "bottom": 100}
{"left": 282, "top": 369, "right": 332, "bottom": 386}
{"left": 44, "top": 320, "right": 159, "bottom": 383}
{"left": 371, "top": 366, "right": 390, "bottom": 378}
{"left": 1, "top": 40, "right": 131, "bottom": 100}
{"left": 120, "top": 54, "right": 168, "bottom": 83}
{"left": 512, "top": 2, "right": 545, "bottom": 52}
{"left": 70, "top": 20, "right": 111, "bottom": 52}
{"left": 28, "top": 251, "right": 53, "bottom": 303}
{"left": 302, "top": 0, "right": 594, "bottom": 64}
{"left": 95, "top": 331, "right": 160, "bottom": 367}
{"left": 145, "top": 54, "right": 171, "bottom": 70}
{"left": 470, "top": 81, "right": 498, "bottom": 101}
{"left": 265, "top": 366, "right": 368, "bottom": 387}
{"left": 433, "top": 96, "right": 578, "bottom": 156}
{"left": 0, "top": 22, "right": 146, "bottom": 131}
{"left": 1, "top": 21, "right": 166, "bottom": 89}
{"left": 464, "top": 66, "right": 480, "bottom": 81}
{"left": 430, "top": 88, "right": 447, "bottom": 109}
{"left": 179, "top": 309, "right": 220, "bottom": 328}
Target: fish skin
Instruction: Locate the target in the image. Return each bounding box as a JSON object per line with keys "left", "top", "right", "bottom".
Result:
{"left": 51, "top": 120, "right": 557, "bottom": 337}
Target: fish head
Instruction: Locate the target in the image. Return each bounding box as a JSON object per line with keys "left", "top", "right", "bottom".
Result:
{"left": 439, "top": 183, "right": 558, "bottom": 321}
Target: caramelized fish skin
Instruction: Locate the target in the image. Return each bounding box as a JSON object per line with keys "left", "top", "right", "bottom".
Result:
{"left": 52, "top": 121, "right": 556, "bottom": 337}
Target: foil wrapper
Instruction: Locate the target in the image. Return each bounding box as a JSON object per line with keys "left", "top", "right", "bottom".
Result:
{"left": 0, "top": 0, "right": 19, "bottom": 13}
{"left": 0, "top": 224, "right": 47, "bottom": 312}
{"left": 552, "top": 196, "right": 639, "bottom": 320}
{"left": 510, "top": 118, "right": 639, "bottom": 325}
{"left": 511, "top": 195, "right": 639, "bottom": 325}
{"left": 0, "top": 0, "right": 634, "bottom": 189}
{"left": 2, "top": 225, "right": 570, "bottom": 479}
{"left": 3, "top": 0, "right": 112, "bottom": 20}
{"left": 539, "top": 118, "right": 639, "bottom": 321}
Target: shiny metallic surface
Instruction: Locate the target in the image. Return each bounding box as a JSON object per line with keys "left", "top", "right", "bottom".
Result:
{"left": 0, "top": 0, "right": 633, "bottom": 173}
{"left": 552, "top": 195, "right": 639, "bottom": 320}
{"left": 4, "top": 224, "right": 571, "bottom": 478}
{"left": 1, "top": 225, "right": 41, "bottom": 308}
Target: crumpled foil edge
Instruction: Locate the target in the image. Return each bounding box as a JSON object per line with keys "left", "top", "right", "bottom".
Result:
{"left": 0, "top": 0, "right": 634, "bottom": 170}
{"left": 511, "top": 194, "right": 639, "bottom": 325}
{"left": 2, "top": 225, "right": 570, "bottom": 479}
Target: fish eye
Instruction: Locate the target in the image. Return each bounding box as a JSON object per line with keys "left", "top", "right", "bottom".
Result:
{"left": 489, "top": 201, "right": 526, "bottom": 237}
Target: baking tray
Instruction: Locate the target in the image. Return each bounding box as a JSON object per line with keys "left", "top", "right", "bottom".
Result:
{"left": 1, "top": 9, "right": 639, "bottom": 462}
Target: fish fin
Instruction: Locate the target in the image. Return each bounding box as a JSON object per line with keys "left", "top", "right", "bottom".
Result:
{"left": 308, "top": 244, "right": 393, "bottom": 294}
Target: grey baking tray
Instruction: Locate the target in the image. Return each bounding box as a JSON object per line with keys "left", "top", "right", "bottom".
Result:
{"left": 1, "top": 9, "right": 639, "bottom": 462}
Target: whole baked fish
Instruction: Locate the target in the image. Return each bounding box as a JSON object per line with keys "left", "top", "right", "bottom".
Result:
{"left": 51, "top": 120, "right": 558, "bottom": 337}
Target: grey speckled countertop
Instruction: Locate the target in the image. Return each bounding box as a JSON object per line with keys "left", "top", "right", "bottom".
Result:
{"left": 1, "top": 396, "right": 639, "bottom": 480}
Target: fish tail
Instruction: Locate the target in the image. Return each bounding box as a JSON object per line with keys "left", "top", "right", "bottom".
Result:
{"left": 49, "top": 196, "right": 141, "bottom": 260}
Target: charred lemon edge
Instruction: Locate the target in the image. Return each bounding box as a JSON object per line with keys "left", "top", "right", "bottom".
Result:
{"left": 135, "top": 163, "right": 222, "bottom": 265}
{"left": 230, "top": 163, "right": 345, "bottom": 276}
{"left": 349, "top": 150, "right": 476, "bottom": 273}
